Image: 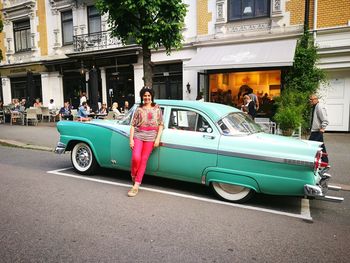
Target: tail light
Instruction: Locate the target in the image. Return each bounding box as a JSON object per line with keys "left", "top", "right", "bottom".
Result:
{"left": 314, "top": 150, "right": 329, "bottom": 171}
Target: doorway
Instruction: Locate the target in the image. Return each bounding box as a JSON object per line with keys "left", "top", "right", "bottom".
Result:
{"left": 106, "top": 65, "right": 135, "bottom": 111}
{"left": 152, "top": 63, "right": 183, "bottom": 100}
{"left": 63, "top": 72, "right": 85, "bottom": 109}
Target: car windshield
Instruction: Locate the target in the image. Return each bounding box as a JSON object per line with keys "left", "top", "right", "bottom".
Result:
{"left": 117, "top": 104, "right": 137, "bottom": 125}
{"left": 217, "top": 112, "right": 262, "bottom": 136}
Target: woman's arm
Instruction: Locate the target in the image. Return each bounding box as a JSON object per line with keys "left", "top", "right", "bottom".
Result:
{"left": 154, "top": 125, "right": 163, "bottom": 148}
{"left": 129, "top": 125, "right": 135, "bottom": 149}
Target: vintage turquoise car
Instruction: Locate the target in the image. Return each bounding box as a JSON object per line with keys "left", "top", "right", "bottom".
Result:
{"left": 55, "top": 100, "right": 343, "bottom": 203}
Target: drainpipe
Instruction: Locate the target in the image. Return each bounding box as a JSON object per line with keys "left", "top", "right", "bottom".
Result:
{"left": 304, "top": 0, "right": 310, "bottom": 31}
{"left": 313, "top": 0, "right": 318, "bottom": 41}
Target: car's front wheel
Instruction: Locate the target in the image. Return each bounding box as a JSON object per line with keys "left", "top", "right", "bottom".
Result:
{"left": 211, "top": 182, "right": 254, "bottom": 203}
{"left": 71, "top": 142, "right": 98, "bottom": 175}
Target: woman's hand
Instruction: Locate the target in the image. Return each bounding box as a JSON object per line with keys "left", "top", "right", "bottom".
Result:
{"left": 154, "top": 138, "right": 160, "bottom": 148}
{"left": 129, "top": 140, "right": 134, "bottom": 150}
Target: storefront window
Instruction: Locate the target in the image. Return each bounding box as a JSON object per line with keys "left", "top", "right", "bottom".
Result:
{"left": 209, "top": 70, "right": 280, "bottom": 118}
{"left": 10, "top": 75, "right": 42, "bottom": 105}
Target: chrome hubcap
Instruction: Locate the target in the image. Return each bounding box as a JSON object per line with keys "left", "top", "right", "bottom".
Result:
{"left": 75, "top": 146, "right": 91, "bottom": 168}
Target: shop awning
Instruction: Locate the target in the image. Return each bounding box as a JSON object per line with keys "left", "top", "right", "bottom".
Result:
{"left": 184, "top": 39, "right": 297, "bottom": 70}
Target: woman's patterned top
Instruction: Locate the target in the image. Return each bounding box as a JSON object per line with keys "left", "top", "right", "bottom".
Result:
{"left": 131, "top": 105, "right": 163, "bottom": 142}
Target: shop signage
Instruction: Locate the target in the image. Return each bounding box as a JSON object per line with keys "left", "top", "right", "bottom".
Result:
{"left": 0, "top": 64, "right": 47, "bottom": 76}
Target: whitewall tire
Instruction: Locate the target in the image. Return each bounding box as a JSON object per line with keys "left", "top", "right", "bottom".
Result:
{"left": 211, "top": 182, "right": 254, "bottom": 203}
{"left": 71, "top": 142, "right": 98, "bottom": 175}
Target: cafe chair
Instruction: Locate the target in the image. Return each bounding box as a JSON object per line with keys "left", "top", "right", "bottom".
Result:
{"left": 41, "top": 107, "right": 51, "bottom": 122}
{"left": 26, "top": 108, "right": 39, "bottom": 126}
{"left": 10, "top": 110, "right": 24, "bottom": 125}
{"left": 0, "top": 110, "right": 5, "bottom": 124}
{"left": 70, "top": 109, "right": 79, "bottom": 121}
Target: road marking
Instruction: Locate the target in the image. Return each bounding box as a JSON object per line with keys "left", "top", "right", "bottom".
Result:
{"left": 47, "top": 167, "right": 313, "bottom": 221}
{"left": 300, "top": 198, "right": 312, "bottom": 221}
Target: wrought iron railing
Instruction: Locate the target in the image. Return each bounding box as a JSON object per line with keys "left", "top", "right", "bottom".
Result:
{"left": 73, "top": 31, "right": 135, "bottom": 52}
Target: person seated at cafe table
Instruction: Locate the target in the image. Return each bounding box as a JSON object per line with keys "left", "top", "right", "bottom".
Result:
{"left": 99, "top": 103, "right": 108, "bottom": 114}
{"left": 78, "top": 101, "right": 91, "bottom": 121}
{"left": 123, "top": 101, "right": 129, "bottom": 113}
{"left": 19, "top": 98, "right": 27, "bottom": 111}
{"left": 59, "top": 101, "right": 73, "bottom": 120}
{"left": 111, "top": 102, "right": 121, "bottom": 115}
{"left": 11, "top": 98, "right": 20, "bottom": 110}
{"left": 33, "top": 98, "right": 42, "bottom": 108}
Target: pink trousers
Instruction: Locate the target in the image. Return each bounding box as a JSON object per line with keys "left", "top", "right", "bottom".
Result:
{"left": 131, "top": 138, "right": 154, "bottom": 184}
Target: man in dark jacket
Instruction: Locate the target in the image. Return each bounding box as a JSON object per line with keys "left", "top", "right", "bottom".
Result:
{"left": 309, "top": 94, "right": 329, "bottom": 163}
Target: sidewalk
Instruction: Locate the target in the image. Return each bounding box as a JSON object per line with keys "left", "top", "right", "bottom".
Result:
{"left": 0, "top": 122, "right": 349, "bottom": 187}
{"left": 0, "top": 122, "right": 59, "bottom": 151}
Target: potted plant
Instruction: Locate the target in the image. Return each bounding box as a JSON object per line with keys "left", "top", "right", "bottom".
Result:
{"left": 274, "top": 90, "right": 305, "bottom": 136}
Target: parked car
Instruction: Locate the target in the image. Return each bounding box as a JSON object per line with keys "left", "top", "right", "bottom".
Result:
{"left": 55, "top": 100, "right": 343, "bottom": 203}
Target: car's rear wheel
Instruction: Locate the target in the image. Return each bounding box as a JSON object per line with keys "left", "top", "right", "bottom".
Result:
{"left": 71, "top": 142, "right": 98, "bottom": 175}
{"left": 211, "top": 182, "right": 254, "bottom": 203}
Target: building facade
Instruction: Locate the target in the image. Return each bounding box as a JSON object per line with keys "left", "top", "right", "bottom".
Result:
{"left": 0, "top": 0, "right": 349, "bottom": 131}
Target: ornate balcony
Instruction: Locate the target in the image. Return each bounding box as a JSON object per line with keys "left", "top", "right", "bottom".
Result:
{"left": 73, "top": 31, "right": 135, "bottom": 52}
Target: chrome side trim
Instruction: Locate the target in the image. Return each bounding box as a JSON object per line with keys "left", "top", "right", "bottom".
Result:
{"left": 76, "top": 124, "right": 314, "bottom": 168}
{"left": 162, "top": 143, "right": 313, "bottom": 167}
{"left": 218, "top": 150, "right": 314, "bottom": 167}
{"left": 54, "top": 142, "right": 66, "bottom": 154}
{"left": 86, "top": 122, "right": 129, "bottom": 138}
{"left": 162, "top": 143, "right": 218, "bottom": 155}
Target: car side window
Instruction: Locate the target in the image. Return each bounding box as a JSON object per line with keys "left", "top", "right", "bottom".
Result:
{"left": 169, "top": 109, "right": 213, "bottom": 133}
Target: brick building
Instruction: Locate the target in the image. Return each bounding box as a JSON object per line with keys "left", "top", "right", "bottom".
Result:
{"left": 0, "top": 0, "right": 349, "bottom": 131}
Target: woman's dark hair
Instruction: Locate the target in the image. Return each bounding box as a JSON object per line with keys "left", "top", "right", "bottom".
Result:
{"left": 139, "top": 86, "right": 156, "bottom": 107}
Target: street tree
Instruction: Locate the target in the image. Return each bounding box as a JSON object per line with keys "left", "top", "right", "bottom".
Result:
{"left": 96, "top": 0, "right": 187, "bottom": 87}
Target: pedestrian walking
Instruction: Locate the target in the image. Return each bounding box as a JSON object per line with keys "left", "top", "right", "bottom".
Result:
{"left": 128, "top": 87, "right": 164, "bottom": 197}
{"left": 309, "top": 94, "right": 329, "bottom": 163}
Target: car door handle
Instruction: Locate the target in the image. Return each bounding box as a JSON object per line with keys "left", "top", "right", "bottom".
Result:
{"left": 203, "top": 134, "right": 215, "bottom": 140}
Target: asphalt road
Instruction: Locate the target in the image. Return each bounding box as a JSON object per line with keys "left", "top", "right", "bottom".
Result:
{"left": 0, "top": 146, "right": 349, "bottom": 262}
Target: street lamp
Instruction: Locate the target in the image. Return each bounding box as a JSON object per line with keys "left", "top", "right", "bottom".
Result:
{"left": 186, "top": 82, "right": 191, "bottom": 93}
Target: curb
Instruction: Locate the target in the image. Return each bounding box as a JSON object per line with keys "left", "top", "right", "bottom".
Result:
{"left": 0, "top": 139, "right": 53, "bottom": 152}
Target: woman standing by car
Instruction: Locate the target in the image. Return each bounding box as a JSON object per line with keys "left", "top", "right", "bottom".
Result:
{"left": 128, "top": 87, "right": 164, "bottom": 197}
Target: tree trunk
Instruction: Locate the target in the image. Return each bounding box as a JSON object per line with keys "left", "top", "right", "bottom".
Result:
{"left": 142, "top": 42, "right": 152, "bottom": 87}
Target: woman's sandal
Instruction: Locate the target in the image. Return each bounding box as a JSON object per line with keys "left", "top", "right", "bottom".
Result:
{"left": 127, "top": 187, "right": 138, "bottom": 197}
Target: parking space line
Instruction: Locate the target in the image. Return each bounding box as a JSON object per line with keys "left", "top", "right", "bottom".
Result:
{"left": 47, "top": 167, "right": 313, "bottom": 221}
{"left": 300, "top": 198, "right": 312, "bottom": 221}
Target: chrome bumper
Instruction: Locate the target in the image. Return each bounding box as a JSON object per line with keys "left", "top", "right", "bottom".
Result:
{"left": 304, "top": 169, "right": 344, "bottom": 203}
{"left": 54, "top": 142, "right": 66, "bottom": 154}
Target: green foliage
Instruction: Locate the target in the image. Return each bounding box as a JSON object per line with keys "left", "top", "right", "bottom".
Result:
{"left": 95, "top": 0, "right": 187, "bottom": 53}
{"left": 274, "top": 90, "right": 306, "bottom": 131}
{"left": 283, "top": 31, "right": 327, "bottom": 95}
{"left": 275, "top": 31, "right": 327, "bottom": 133}
{"left": 96, "top": 0, "right": 187, "bottom": 86}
